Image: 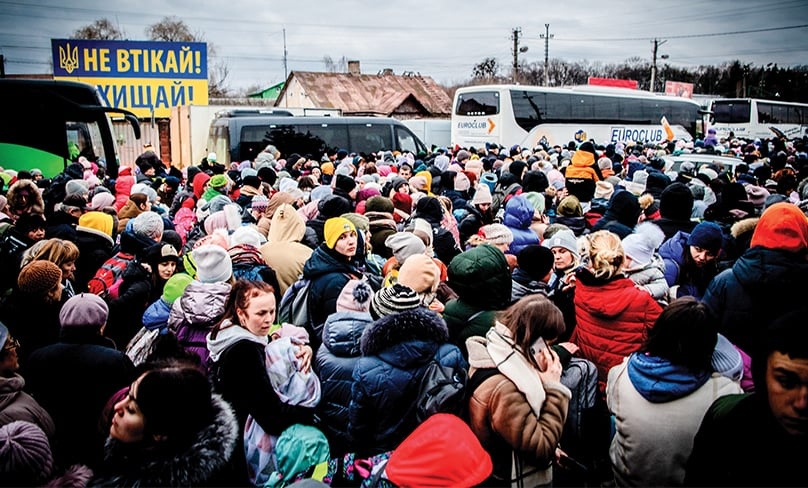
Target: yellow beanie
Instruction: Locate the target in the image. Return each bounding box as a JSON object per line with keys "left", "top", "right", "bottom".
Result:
{"left": 324, "top": 217, "right": 356, "bottom": 249}
{"left": 78, "top": 211, "right": 114, "bottom": 238}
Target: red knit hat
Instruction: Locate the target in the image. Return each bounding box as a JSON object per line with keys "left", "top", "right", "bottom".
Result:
{"left": 750, "top": 202, "right": 808, "bottom": 253}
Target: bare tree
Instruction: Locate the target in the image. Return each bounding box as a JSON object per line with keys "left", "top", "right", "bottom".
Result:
{"left": 322, "top": 56, "right": 348, "bottom": 73}
{"left": 72, "top": 18, "right": 124, "bottom": 40}
{"left": 145, "top": 16, "right": 230, "bottom": 97}
{"left": 472, "top": 57, "right": 500, "bottom": 81}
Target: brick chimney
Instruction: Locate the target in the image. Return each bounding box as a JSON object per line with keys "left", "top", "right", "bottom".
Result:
{"left": 348, "top": 60, "right": 360, "bottom": 75}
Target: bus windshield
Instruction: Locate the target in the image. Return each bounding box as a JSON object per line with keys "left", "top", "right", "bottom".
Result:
{"left": 0, "top": 80, "right": 139, "bottom": 178}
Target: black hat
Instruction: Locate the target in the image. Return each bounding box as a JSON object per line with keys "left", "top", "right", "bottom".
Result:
{"left": 242, "top": 175, "right": 261, "bottom": 189}
{"left": 517, "top": 245, "right": 554, "bottom": 281}
{"left": 62, "top": 193, "right": 87, "bottom": 210}
{"left": 334, "top": 174, "right": 357, "bottom": 193}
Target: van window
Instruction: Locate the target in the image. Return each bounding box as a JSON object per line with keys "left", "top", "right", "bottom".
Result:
{"left": 396, "top": 126, "right": 420, "bottom": 154}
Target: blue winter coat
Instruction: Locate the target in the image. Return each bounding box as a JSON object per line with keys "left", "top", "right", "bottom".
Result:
{"left": 142, "top": 298, "right": 171, "bottom": 332}
{"left": 702, "top": 246, "right": 808, "bottom": 360}
{"left": 348, "top": 307, "right": 467, "bottom": 456}
{"left": 659, "top": 231, "right": 718, "bottom": 300}
{"left": 302, "top": 245, "right": 362, "bottom": 350}
{"left": 503, "top": 195, "right": 539, "bottom": 255}
{"left": 314, "top": 310, "right": 373, "bottom": 455}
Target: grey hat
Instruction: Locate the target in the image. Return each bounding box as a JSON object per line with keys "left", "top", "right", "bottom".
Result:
{"left": 131, "top": 211, "right": 164, "bottom": 240}
{"left": 384, "top": 232, "right": 426, "bottom": 264}
{"left": 542, "top": 229, "right": 579, "bottom": 258}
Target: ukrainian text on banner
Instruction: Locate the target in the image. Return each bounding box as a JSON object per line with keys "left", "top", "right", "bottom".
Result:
{"left": 51, "top": 39, "right": 208, "bottom": 118}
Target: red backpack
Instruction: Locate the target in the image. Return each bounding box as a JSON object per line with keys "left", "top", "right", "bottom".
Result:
{"left": 87, "top": 252, "right": 135, "bottom": 299}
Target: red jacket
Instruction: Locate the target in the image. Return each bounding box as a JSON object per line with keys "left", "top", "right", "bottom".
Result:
{"left": 571, "top": 270, "right": 662, "bottom": 391}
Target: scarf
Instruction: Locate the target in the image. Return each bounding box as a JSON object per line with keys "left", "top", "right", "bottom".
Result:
{"left": 483, "top": 322, "right": 546, "bottom": 417}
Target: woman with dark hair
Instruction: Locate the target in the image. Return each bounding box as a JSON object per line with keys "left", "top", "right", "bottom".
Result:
{"left": 92, "top": 361, "right": 238, "bottom": 486}
{"left": 659, "top": 221, "right": 723, "bottom": 300}
{"left": 466, "top": 294, "right": 570, "bottom": 486}
{"left": 206, "top": 280, "right": 314, "bottom": 483}
{"left": 606, "top": 298, "right": 742, "bottom": 486}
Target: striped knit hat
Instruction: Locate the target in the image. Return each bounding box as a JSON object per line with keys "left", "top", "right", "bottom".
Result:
{"left": 370, "top": 283, "right": 421, "bottom": 320}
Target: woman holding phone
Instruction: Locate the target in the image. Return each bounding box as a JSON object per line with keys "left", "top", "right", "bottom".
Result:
{"left": 465, "top": 295, "right": 571, "bottom": 487}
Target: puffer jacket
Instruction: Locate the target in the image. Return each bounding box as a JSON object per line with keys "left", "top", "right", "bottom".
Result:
{"left": 572, "top": 268, "right": 662, "bottom": 390}
{"left": 624, "top": 254, "right": 669, "bottom": 303}
{"left": 313, "top": 310, "right": 373, "bottom": 455}
{"left": 659, "top": 231, "right": 719, "bottom": 299}
{"left": 703, "top": 246, "right": 808, "bottom": 361}
{"left": 169, "top": 281, "right": 231, "bottom": 366}
{"left": 348, "top": 307, "right": 467, "bottom": 456}
{"left": 114, "top": 175, "right": 135, "bottom": 211}
{"left": 302, "top": 245, "right": 361, "bottom": 350}
{"left": 502, "top": 195, "right": 540, "bottom": 255}
{"left": 444, "top": 245, "right": 512, "bottom": 350}
{"left": 90, "top": 394, "right": 238, "bottom": 487}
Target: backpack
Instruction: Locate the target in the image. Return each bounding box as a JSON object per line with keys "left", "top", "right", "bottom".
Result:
{"left": 414, "top": 359, "right": 467, "bottom": 423}
{"left": 277, "top": 277, "right": 313, "bottom": 329}
{"left": 87, "top": 252, "right": 136, "bottom": 299}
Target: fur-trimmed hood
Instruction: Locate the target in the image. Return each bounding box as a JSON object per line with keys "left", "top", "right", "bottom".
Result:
{"left": 360, "top": 307, "right": 448, "bottom": 356}
{"left": 730, "top": 217, "right": 759, "bottom": 239}
{"left": 6, "top": 179, "right": 44, "bottom": 216}
{"left": 91, "top": 393, "right": 238, "bottom": 487}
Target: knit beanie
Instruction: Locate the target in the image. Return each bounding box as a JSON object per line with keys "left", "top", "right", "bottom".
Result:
{"left": 59, "top": 293, "right": 108, "bottom": 329}
{"left": 523, "top": 191, "right": 546, "bottom": 216}
{"left": 365, "top": 195, "right": 394, "bottom": 214}
{"left": 660, "top": 182, "right": 695, "bottom": 221}
{"left": 65, "top": 179, "right": 89, "bottom": 196}
{"left": 385, "top": 232, "right": 426, "bottom": 264}
{"left": 78, "top": 211, "right": 114, "bottom": 238}
{"left": 192, "top": 245, "right": 233, "bottom": 283}
{"left": 557, "top": 195, "right": 583, "bottom": 217}
{"left": 17, "top": 261, "right": 62, "bottom": 295}
{"left": 371, "top": 283, "right": 422, "bottom": 319}
{"left": 455, "top": 149, "right": 472, "bottom": 163}
{"left": 131, "top": 212, "right": 164, "bottom": 241}
{"left": 711, "top": 333, "right": 743, "bottom": 381}
{"left": 193, "top": 231, "right": 230, "bottom": 250}
{"left": 454, "top": 172, "right": 471, "bottom": 192}
{"left": 621, "top": 222, "right": 665, "bottom": 267}
{"left": 594, "top": 181, "right": 614, "bottom": 200}
{"left": 465, "top": 159, "right": 484, "bottom": 180}
{"left": 250, "top": 195, "right": 270, "bottom": 212}
{"left": 230, "top": 226, "right": 264, "bottom": 248}
{"left": 324, "top": 217, "right": 356, "bottom": 249}
{"left": 336, "top": 280, "right": 373, "bottom": 313}
{"left": 89, "top": 191, "right": 116, "bottom": 211}
{"left": 161, "top": 273, "right": 194, "bottom": 304}
{"left": 471, "top": 184, "right": 493, "bottom": 205}
{"left": 541, "top": 229, "right": 579, "bottom": 259}
{"left": 687, "top": 221, "right": 724, "bottom": 255}
{"left": 0, "top": 421, "right": 53, "bottom": 485}
{"left": 334, "top": 174, "right": 357, "bottom": 194}
{"left": 318, "top": 195, "right": 352, "bottom": 219}
{"left": 131, "top": 184, "right": 158, "bottom": 204}
{"left": 397, "top": 254, "right": 439, "bottom": 294}
{"left": 203, "top": 194, "right": 234, "bottom": 214}
{"left": 209, "top": 174, "right": 228, "bottom": 190}
{"left": 517, "top": 245, "right": 554, "bottom": 281}
{"left": 480, "top": 224, "right": 513, "bottom": 246}
{"left": 408, "top": 175, "right": 428, "bottom": 192}
{"left": 750, "top": 202, "right": 808, "bottom": 253}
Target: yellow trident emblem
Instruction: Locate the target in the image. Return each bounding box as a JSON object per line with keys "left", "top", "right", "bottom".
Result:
{"left": 59, "top": 43, "right": 79, "bottom": 74}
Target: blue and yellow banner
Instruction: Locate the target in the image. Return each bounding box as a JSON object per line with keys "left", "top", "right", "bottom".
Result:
{"left": 51, "top": 39, "right": 208, "bottom": 118}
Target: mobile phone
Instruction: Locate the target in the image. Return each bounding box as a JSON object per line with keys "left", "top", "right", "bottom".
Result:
{"left": 530, "top": 336, "right": 548, "bottom": 363}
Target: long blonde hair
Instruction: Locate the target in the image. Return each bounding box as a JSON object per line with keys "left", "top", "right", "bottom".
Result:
{"left": 581, "top": 230, "right": 624, "bottom": 280}
{"left": 21, "top": 238, "right": 80, "bottom": 270}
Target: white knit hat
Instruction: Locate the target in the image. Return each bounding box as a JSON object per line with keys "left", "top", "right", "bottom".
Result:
{"left": 621, "top": 222, "right": 665, "bottom": 267}
{"left": 192, "top": 245, "right": 232, "bottom": 283}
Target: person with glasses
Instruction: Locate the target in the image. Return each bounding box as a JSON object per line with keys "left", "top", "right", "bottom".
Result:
{"left": 0, "top": 322, "right": 55, "bottom": 441}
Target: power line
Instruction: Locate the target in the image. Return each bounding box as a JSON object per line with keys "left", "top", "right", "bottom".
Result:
{"left": 554, "top": 23, "right": 808, "bottom": 42}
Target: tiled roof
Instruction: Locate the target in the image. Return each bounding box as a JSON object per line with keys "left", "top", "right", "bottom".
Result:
{"left": 282, "top": 71, "right": 451, "bottom": 117}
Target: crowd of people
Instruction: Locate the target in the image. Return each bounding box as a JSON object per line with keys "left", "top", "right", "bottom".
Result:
{"left": 0, "top": 131, "right": 806, "bottom": 487}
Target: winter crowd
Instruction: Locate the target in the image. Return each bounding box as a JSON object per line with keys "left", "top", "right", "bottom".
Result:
{"left": 0, "top": 130, "right": 806, "bottom": 487}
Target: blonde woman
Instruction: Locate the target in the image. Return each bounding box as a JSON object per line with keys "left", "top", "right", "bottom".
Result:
{"left": 22, "top": 238, "right": 80, "bottom": 300}
{"left": 571, "top": 230, "right": 662, "bottom": 391}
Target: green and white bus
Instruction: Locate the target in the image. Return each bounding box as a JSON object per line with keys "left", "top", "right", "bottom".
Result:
{"left": 0, "top": 79, "right": 140, "bottom": 178}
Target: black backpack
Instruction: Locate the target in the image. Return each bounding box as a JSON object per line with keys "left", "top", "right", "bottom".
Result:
{"left": 414, "top": 358, "right": 467, "bottom": 423}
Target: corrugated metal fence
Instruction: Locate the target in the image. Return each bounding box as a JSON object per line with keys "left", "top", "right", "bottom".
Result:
{"left": 112, "top": 119, "right": 163, "bottom": 168}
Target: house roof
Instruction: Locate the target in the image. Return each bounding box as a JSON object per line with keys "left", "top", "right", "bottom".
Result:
{"left": 276, "top": 71, "right": 451, "bottom": 117}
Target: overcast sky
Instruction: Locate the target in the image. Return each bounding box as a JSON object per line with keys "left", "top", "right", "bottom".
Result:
{"left": 2, "top": 0, "right": 807, "bottom": 92}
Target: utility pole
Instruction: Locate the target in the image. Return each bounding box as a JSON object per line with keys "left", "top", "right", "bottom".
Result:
{"left": 540, "top": 24, "right": 553, "bottom": 87}
{"left": 282, "top": 28, "right": 288, "bottom": 81}
{"left": 511, "top": 27, "right": 522, "bottom": 83}
{"left": 650, "top": 38, "right": 667, "bottom": 93}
